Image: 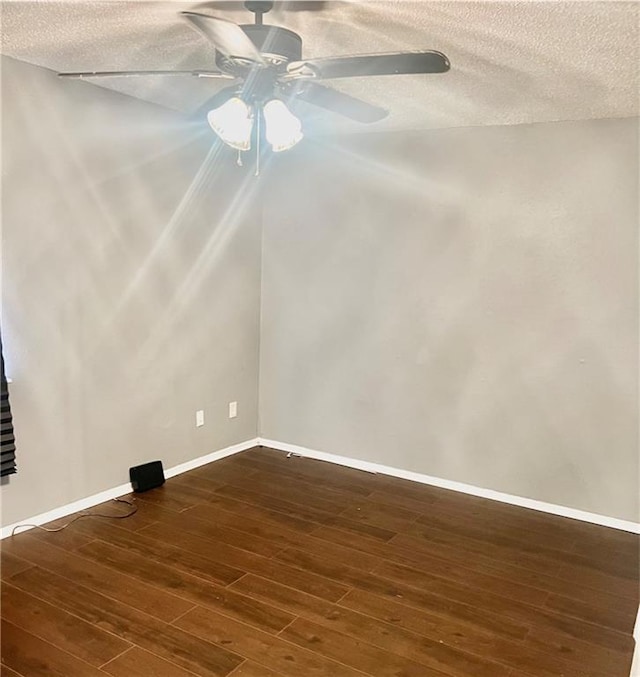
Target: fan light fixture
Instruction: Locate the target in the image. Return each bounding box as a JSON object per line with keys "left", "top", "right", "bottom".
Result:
{"left": 263, "top": 99, "right": 304, "bottom": 152}
{"left": 207, "top": 96, "right": 253, "bottom": 151}
{"left": 207, "top": 97, "right": 303, "bottom": 153}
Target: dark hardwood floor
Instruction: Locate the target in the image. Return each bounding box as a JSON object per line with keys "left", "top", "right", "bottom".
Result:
{"left": 1, "top": 446, "right": 638, "bottom": 676}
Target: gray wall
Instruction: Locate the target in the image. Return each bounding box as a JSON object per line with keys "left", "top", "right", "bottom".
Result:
{"left": 1, "top": 57, "right": 262, "bottom": 527}
{"left": 3, "top": 55, "right": 637, "bottom": 526}
{"left": 259, "top": 118, "right": 639, "bottom": 522}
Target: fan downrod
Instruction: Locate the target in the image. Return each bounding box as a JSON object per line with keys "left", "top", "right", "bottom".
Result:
{"left": 245, "top": 1, "right": 274, "bottom": 25}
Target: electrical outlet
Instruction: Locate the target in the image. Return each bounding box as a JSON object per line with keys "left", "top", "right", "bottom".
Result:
{"left": 229, "top": 401, "right": 238, "bottom": 419}
{"left": 196, "top": 410, "right": 204, "bottom": 427}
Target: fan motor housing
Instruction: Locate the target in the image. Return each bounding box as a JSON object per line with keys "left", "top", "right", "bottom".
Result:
{"left": 216, "top": 25, "right": 303, "bottom": 69}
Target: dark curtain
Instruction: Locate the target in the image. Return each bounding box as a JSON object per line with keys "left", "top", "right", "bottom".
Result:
{"left": 0, "top": 335, "right": 16, "bottom": 477}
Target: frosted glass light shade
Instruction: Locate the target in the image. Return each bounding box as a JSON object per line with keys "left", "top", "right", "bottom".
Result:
{"left": 263, "top": 99, "right": 303, "bottom": 152}
{"left": 207, "top": 97, "right": 253, "bottom": 151}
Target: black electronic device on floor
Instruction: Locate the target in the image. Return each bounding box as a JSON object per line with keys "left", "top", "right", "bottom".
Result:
{"left": 129, "top": 460, "right": 165, "bottom": 492}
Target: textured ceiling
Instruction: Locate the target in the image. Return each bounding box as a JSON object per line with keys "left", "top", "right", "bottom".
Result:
{"left": 1, "top": 1, "right": 638, "bottom": 135}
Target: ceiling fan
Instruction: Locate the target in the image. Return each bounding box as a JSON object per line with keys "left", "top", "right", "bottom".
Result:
{"left": 58, "top": 1, "right": 450, "bottom": 154}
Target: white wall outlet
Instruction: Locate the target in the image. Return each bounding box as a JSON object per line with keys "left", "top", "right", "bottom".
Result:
{"left": 229, "top": 401, "right": 238, "bottom": 419}
{"left": 195, "top": 410, "right": 205, "bottom": 427}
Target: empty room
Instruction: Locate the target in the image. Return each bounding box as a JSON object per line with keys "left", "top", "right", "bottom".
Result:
{"left": 1, "top": 1, "right": 639, "bottom": 676}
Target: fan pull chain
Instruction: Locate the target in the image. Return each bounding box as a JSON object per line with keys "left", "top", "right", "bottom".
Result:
{"left": 255, "top": 109, "right": 261, "bottom": 177}
{"left": 237, "top": 150, "right": 243, "bottom": 167}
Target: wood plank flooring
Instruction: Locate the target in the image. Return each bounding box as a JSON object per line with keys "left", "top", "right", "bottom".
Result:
{"left": 1, "top": 446, "right": 638, "bottom": 676}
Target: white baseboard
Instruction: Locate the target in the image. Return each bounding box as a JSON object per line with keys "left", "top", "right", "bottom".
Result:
{"left": 0, "top": 437, "right": 259, "bottom": 540}
{"left": 630, "top": 609, "right": 640, "bottom": 677}
{"left": 5, "top": 434, "right": 638, "bottom": 539}
{"left": 257, "top": 437, "right": 640, "bottom": 534}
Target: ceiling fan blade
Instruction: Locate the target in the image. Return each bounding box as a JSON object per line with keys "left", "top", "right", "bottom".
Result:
{"left": 181, "top": 11, "right": 266, "bottom": 65}
{"left": 287, "top": 51, "right": 450, "bottom": 80}
{"left": 192, "top": 85, "right": 238, "bottom": 118}
{"left": 289, "top": 81, "right": 388, "bottom": 123}
{"left": 57, "top": 70, "right": 235, "bottom": 79}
